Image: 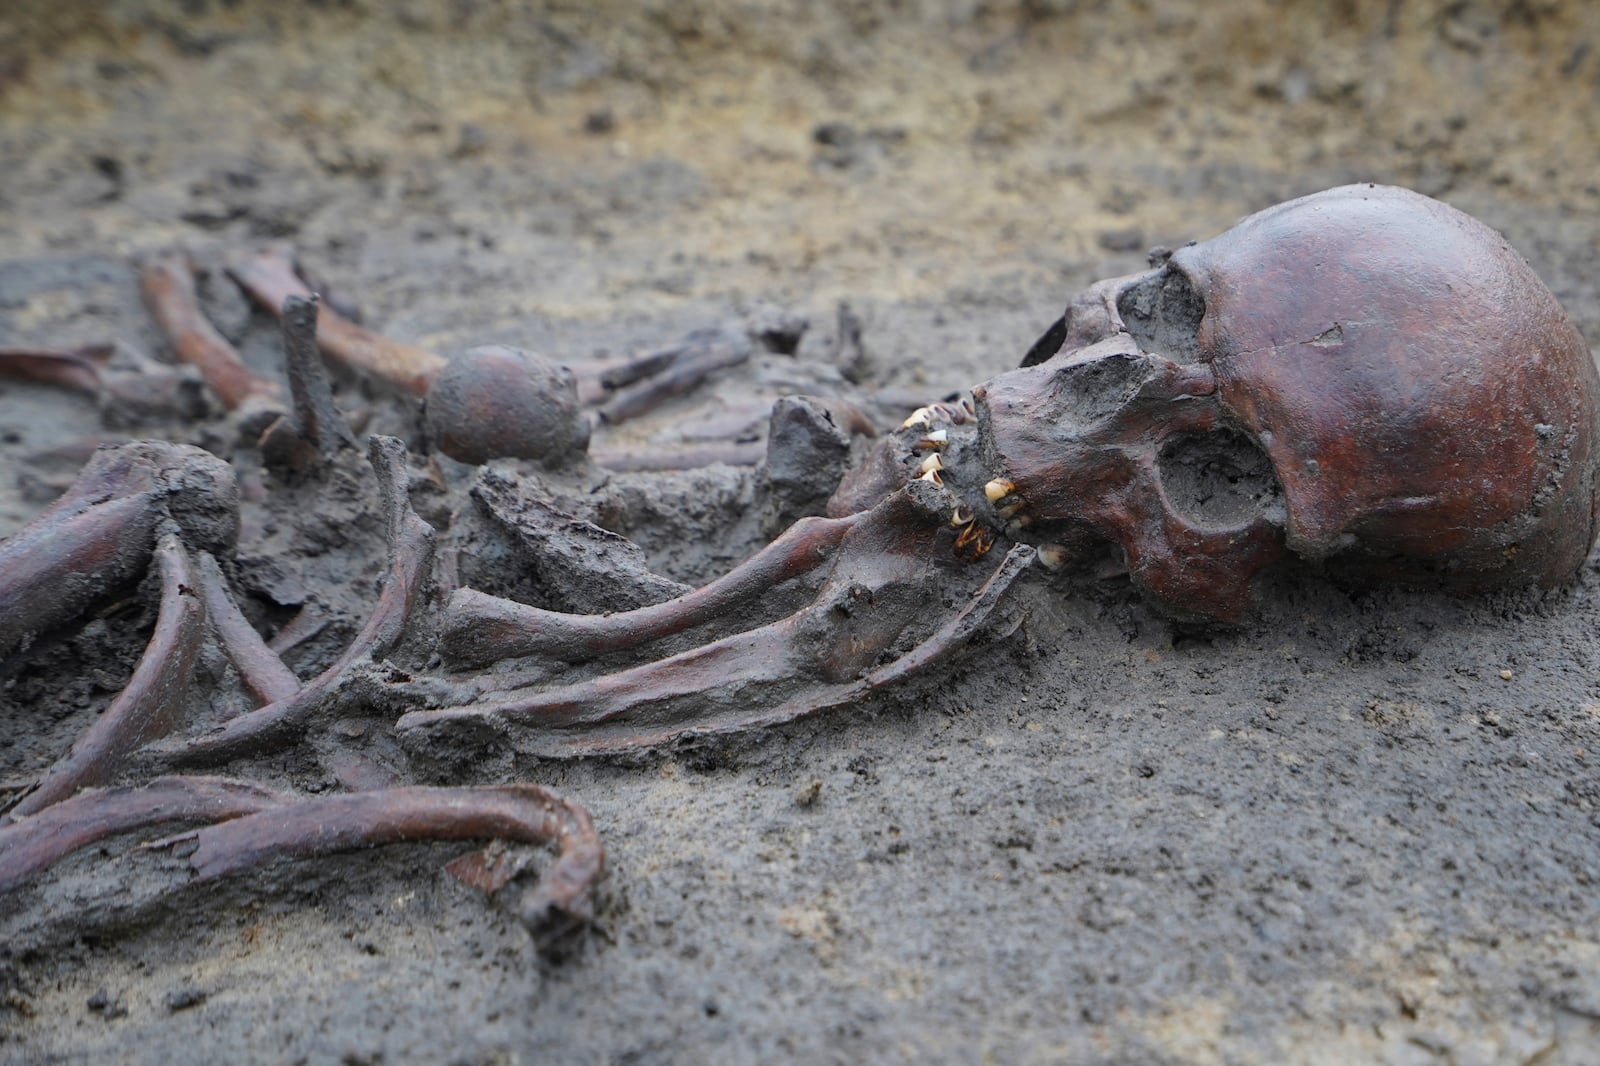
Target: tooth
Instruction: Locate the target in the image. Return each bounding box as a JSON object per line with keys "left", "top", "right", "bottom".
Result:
{"left": 970, "top": 529, "right": 994, "bottom": 558}
{"left": 954, "top": 521, "right": 983, "bottom": 550}
{"left": 985, "top": 478, "right": 1015, "bottom": 503}
{"left": 920, "top": 453, "right": 945, "bottom": 475}
{"left": 1037, "top": 544, "right": 1068, "bottom": 570}
{"left": 997, "top": 500, "right": 1026, "bottom": 521}
{"left": 901, "top": 407, "right": 933, "bottom": 430}
{"left": 916, "top": 468, "right": 944, "bottom": 487}
{"left": 950, "top": 505, "right": 974, "bottom": 527}
{"left": 915, "top": 429, "right": 949, "bottom": 452}
{"left": 1005, "top": 519, "right": 1031, "bottom": 539}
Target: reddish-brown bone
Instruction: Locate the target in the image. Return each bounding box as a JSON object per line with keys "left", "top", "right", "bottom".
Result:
{"left": 0, "top": 344, "right": 201, "bottom": 420}
{"left": 194, "top": 551, "right": 302, "bottom": 707}
{"left": 0, "top": 777, "right": 603, "bottom": 953}
{"left": 9, "top": 531, "right": 206, "bottom": 818}
{"left": 405, "top": 543, "right": 1036, "bottom": 757}
{"left": 976, "top": 184, "right": 1600, "bottom": 620}
{"left": 595, "top": 328, "right": 753, "bottom": 425}
{"left": 180, "top": 784, "right": 604, "bottom": 948}
{"left": 399, "top": 483, "right": 997, "bottom": 748}
{"left": 440, "top": 511, "right": 863, "bottom": 666}
{"left": 0, "top": 441, "right": 238, "bottom": 663}
{"left": 139, "top": 251, "right": 282, "bottom": 410}
{"left": 0, "top": 776, "right": 291, "bottom": 890}
{"left": 228, "top": 248, "right": 446, "bottom": 395}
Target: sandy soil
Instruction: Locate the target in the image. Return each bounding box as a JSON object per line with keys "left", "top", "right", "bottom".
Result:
{"left": 2, "top": 1, "right": 1600, "bottom": 1062}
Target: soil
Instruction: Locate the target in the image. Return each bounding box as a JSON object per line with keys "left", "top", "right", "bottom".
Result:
{"left": 3, "top": 1, "right": 1600, "bottom": 1063}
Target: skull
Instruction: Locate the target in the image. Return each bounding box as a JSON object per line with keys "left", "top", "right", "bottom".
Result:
{"left": 975, "top": 184, "right": 1600, "bottom": 621}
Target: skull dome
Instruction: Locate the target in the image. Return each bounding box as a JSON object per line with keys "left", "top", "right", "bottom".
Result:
{"left": 975, "top": 184, "right": 1600, "bottom": 621}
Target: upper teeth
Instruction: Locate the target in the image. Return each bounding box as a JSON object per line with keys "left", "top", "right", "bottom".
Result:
{"left": 984, "top": 478, "right": 1015, "bottom": 503}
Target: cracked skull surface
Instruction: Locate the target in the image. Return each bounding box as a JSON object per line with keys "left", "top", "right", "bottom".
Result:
{"left": 969, "top": 184, "right": 1600, "bottom": 620}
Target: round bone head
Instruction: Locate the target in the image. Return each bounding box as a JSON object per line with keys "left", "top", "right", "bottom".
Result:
{"left": 424, "top": 345, "right": 592, "bottom": 467}
{"left": 977, "top": 184, "right": 1600, "bottom": 620}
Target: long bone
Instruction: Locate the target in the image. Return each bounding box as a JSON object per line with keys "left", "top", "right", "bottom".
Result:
{"left": 0, "top": 776, "right": 604, "bottom": 956}
{"left": 139, "top": 250, "right": 283, "bottom": 411}
{"left": 0, "top": 439, "right": 238, "bottom": 664}
{"left": 439, "top": 510, "right": 864, "bottom": 666}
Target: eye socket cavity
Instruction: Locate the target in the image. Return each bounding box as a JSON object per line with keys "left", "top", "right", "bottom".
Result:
{"left": 1116, "top": 265, "right": 1206, "bottom": 365}
{"left": 1157, "top": 428, "right": 1284, "bottom": 528}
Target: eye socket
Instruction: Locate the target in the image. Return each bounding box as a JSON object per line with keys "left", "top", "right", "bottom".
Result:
{"left": 1157, "top": 428, "right": 1283, "bottom": 528}
{"left": 1116, "top": 266, "right": 1205, "bottom": 364}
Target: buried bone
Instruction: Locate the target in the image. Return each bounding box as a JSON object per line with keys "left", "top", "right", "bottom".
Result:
{"left": 0, "top": 440, "right": 238, "bottom": 664}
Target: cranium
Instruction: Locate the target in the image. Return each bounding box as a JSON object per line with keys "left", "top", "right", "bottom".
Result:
{"left": 975, "top": 184, "right": 1600, "bottom": 620}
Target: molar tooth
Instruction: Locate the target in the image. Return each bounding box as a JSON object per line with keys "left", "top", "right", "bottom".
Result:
{"left": 950, "top": 505, "right": 974, "bottom": 527}
{"left": 920, "top": 453, "right": 945, "bottom": 475}
{"left": 984, "top": 478, "right": 1015, "bottom": 503}
{"left": 901, "top": 407, "right": 933, "bottom": 431}
{"left": 1037, "top": 544, "right": 1068, "bottom": 571}
{"left": 954, "top": 521, "right": 983, "bottom": 550}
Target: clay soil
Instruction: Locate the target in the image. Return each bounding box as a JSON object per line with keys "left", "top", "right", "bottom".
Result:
{"left": 3, "top": 2, "right": 1600, "bottom": 1063}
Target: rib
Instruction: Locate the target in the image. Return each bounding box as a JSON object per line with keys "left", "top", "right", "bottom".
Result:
{"left": 9, "top": 531, "right": 206, "bottom": 817}
{"left": 193, "top": 551, "right": 302, "bottom": 706}
{"left": 401, "top": 544, "right": 1035, "bottom": 756}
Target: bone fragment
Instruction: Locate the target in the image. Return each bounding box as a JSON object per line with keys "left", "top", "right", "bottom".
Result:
{"left": 441, "top": 511, "right": 863, "bottom": 666}
{"left": 227, "top": 248, "right": 446, "bottom": 395}
{"left": 274, "top": 294, "right": 357, "bottom": 463}
{"left": 9, "top": 530, "right": 206, "bottom": 817}
{"left": 0, "top": 777, "right": 603, "bottom": 956}
{"left": 0, "top": 441, "right": 238, "bottom": 663}
{"left": 401, "top": 485, "right": 963, "bottom": 746}
{"left": 595, "top": 327, "right": 753, "bottom": 425}
{"left": 0, "top": 344, "right": 205, "bottom": 422}
{"left": 569, "top": 542, "right": 1036, "bottom": 754}
{"left": 139, "top": 250, "right": 282, "bottom": 410}
{"left": 465, "top": 469, "right": 688, "bottom": 615}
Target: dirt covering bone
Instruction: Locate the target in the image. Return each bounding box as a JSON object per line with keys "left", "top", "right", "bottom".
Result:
{"left": 1, "top": 184, "right": 1595, "bottom": 953}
